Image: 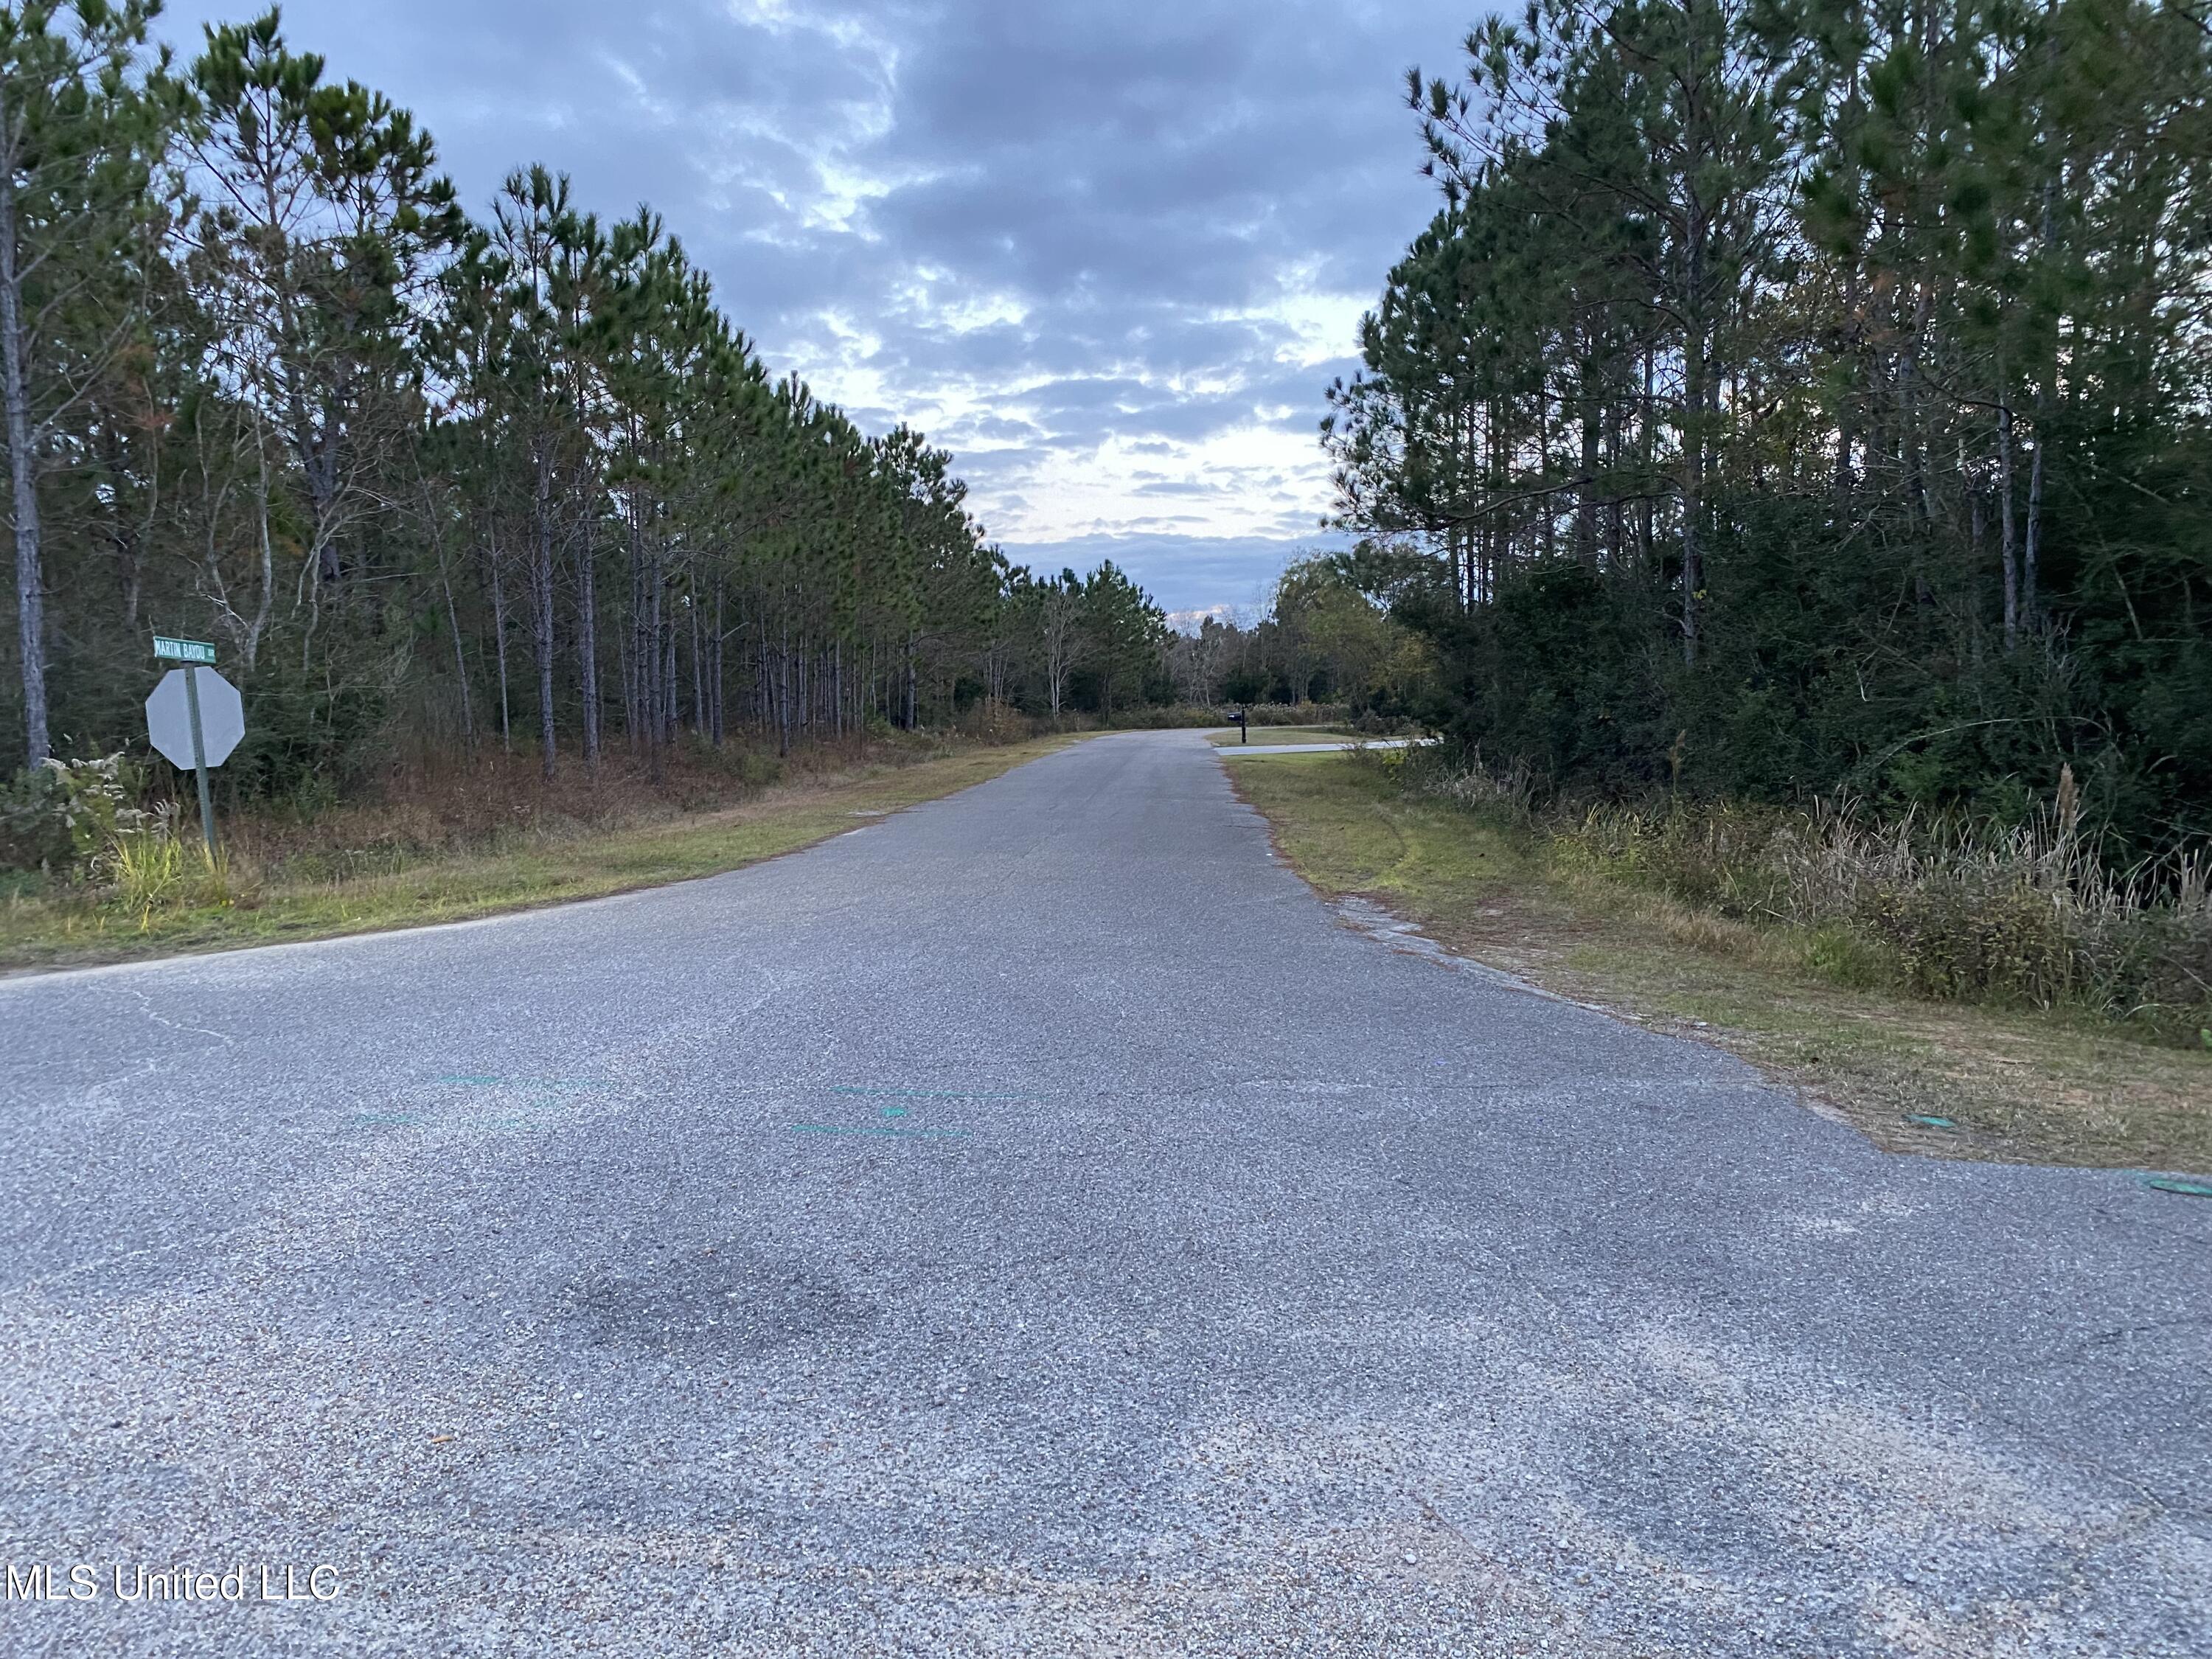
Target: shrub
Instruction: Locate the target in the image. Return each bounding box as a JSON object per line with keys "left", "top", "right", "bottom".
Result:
{"left": 1804, "top": 919, "right": 1894, "bottom": 991}
{"left": 953, "top": 698, "right": 1029, "bottom": 743}
{"left": 0, "top": 754, "right": 150, "bottom": 876}
{"left": 1401, "top": 749, "right": 2212, "bottom": 1037}
{"left": 0, "top": 765, "right": 69, "bottom": 870}
{"left": 1857, "top": 879, "right": 2073, "bottom": 1005}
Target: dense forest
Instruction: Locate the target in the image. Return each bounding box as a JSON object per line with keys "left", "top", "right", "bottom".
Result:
{"left": 1324, "top": 0, "right": 2212, "bottom": 855}
{"left": 13, "top": 0, "right": 2207, "bottom": 877}
{"left": 0, "top": 2, "right": 1186, "bottom": 827}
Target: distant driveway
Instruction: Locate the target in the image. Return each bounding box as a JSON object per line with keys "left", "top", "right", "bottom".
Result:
{"left": 1212, "top": 737, "right": 1427, "bottom": 754}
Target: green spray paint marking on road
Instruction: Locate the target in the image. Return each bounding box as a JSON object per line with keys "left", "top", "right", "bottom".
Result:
{"left": 2140, "top": 1175, "right": 2212, "bottom": 1199}
{"left": 1905, "top": 1115, "right": 1955, "bottom": 1129}
{"left": 829, "top": 1085, "right": 1032, "bottom": 1102}
{"left": 786, "top": 1124, "right": 973, "bottom": 1139}
{"left": 437, "top": 1074, "right": 613, "bottom": 1091}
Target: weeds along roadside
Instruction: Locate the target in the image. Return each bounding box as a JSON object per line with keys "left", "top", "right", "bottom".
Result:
{"left": 1, "top": 700, "right": 1378, "bottom": 910}
{"left": 1360, "top": 743, "right": 2212, "bottom": 1048}
{"left": 0, "top": 712, "right": 1062, "bottom": 931}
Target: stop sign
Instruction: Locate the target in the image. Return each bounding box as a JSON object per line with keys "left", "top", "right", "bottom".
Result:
{"left": 145, "top": 667, "right": 246, "bottom": 770}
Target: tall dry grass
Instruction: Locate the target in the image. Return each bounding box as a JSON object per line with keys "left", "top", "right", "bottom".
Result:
{"left": 1394, "top": 747, "right": 2212, "bottom": 1038}
{"left": 225, "top": 728, "right": 960, "bottom": 882}
{"left": 100, "top": 807, "right": 251, "bottom": 926}
{"left": 0, "top": 726, "right": 984, "bottom": 921}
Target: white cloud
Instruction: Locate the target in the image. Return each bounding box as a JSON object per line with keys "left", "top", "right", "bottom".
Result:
{"left": 151, "top": 0, "right": 1463, "bottom": 608}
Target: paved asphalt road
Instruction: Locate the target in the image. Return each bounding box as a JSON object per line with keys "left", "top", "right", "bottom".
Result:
{"left": 1, "top": 731, "right": 2205, "bottom": 1658}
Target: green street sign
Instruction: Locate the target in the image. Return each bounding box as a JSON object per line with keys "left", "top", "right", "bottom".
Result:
{"left": 153, "top": 636, "right": 217, "bottom": 665}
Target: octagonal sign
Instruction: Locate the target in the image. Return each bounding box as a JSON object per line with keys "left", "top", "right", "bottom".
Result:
{"left": 145, "top": 667, "right": 245, "bottom": 770}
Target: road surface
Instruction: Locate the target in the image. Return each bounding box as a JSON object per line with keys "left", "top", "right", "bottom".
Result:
{"left": 1, "top": 730, "right": 2205, "bottom": 1656}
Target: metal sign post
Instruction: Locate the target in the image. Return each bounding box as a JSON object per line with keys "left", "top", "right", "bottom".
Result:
{"left": 146, "top": 640, "right": 243, "bottom": 860}
{"left": 181, "top": 664, "right": 216, "bottom": 858}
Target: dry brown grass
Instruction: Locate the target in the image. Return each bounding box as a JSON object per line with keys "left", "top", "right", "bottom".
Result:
{"left": 1401, "top": 748, "right": 2212, "bottom": 1039}
{"left": 1232, "top": 751, "right": 2212, "bottom": 1173}
{"left": 231, "top": 734, "right": 904, "bottom": 874}
{"left": 1, "top": 731, "right": 1079, "bottom": 972}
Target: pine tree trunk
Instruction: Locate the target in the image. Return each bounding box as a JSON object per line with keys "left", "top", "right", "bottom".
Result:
{"left": 1603, "top": 391, "right": 1624, "bottom": 566}
{"left": 439, "top": 539, "right": 472, "bottom": 752}
{"left": 1997, "top": 386, "right": 2020, "bottom": 653}
{"left": 577, "top": 531, "right": 599, "bottom": 773}
{"left": 1834, "top": 264, "right": 1860, "bottom": 495}
{"left": 647, "top": 555, "right": 664, "bottom": 756}
{"left": 490, "top": 549, "right": 512, "bottom": 755}
{"left": 663, "top": 602, "right": 678, "bottom": 744}
{"left": 1680, "top": 291, "right": 1707, "bottom": 666}
{"left": 1578, "top": 358, "right": 1600, "bottom": 566}
{"left": 710, "top": 572, "right": 726, "bottom": 748}
{"left": 777, "top": 620, "right": 791, "bottom": 757}
{"left": 2023, "top": 428, "right": 2045, "bottom": 633}
{"left": 532, "top": 451, "right": 557, "bottom": 779}
{"left": 625, "top": 507, "right": 644, "bottom": 745}
{"left": 0, "top": 161, "right": 48, "bottom": 767}
{"left": 2023, "top": 159, "right": 2057, "bottom": 634}
{"left": 1637, "top": 350, "right": 1655, "bottom": 568}
{"left": 691, "top": 602, "right": 705, "bottom": 739}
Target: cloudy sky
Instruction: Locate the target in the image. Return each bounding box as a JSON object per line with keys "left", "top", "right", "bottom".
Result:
{"left": 152, "top": 1, "right": 1474, "bottom": 616}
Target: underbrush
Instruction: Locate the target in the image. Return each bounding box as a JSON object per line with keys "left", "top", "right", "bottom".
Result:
{"left": 0, "top": 729, "right": 1077, "bottom": 968}
{"left": 1380, "top": 746, "right": 2212, "bottom": 1043}
{"left": 234, "top": 734, "right": 852, "bottom": 877}
{"left": 0, "top": 725, "right": 984, "bottom": 928}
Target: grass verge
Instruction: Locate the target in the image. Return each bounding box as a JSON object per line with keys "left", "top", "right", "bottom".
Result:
{"left": 1231, "top": 751, "right": 2212, "bottom": 1174}
{"left": 1, "top": 734, "right": 1084, "bottom": 974}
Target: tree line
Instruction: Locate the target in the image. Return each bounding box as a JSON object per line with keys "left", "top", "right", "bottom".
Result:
{"left": 1161, "top": 553, "right": 1427, "bottom": 712}
{"left": 1324, "top": 0, "right": 2212, "bottom": 852}
{"left": 0, "top": 2, "right": 1178, "bottom": 807}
